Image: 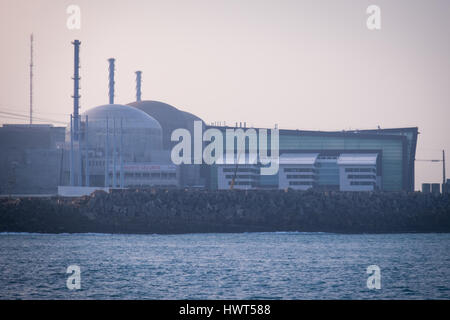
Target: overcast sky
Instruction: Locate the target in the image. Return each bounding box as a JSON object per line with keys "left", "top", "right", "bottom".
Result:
{"left": 0, "top": 0, "right": 449, "bottom": 190}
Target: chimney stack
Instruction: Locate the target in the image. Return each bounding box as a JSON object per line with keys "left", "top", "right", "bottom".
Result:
{"left": 72, "top": 39, "right": 81, "bottom": 140}
{"left": 135, "top": 71, "right": 142, "bottom": 102}
{"left": 108, "top": 58, "right": 115, "bottom": 104}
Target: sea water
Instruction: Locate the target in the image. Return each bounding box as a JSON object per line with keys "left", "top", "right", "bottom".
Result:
{"left": 0, "top": 232, "right": 449, "bottom": 299}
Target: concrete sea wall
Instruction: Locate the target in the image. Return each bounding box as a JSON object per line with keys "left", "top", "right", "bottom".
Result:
{"left": 1, "top": 189, "right": 449, "bottom": 234}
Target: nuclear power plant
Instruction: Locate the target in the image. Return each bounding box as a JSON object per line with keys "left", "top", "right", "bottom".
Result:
{"left": 0, "top": 39, "right": 423, "bottom": 195}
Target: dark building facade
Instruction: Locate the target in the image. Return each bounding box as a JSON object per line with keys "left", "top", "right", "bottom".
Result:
{"left": 0, "top": 124, "right": 65, "bottom": 194}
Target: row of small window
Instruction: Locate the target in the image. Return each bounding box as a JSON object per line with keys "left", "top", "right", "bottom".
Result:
{"left": 225, "top": 175, "right": 258, "bottom": 180}
{"left": 222, "top": 168, "right": 259, "bottom": 173}
{"left": 227, "top": 181, "right": 258, "bottom": 186}
{"left": 89, "top": 160, "right": 126, "bottom": 167}
{"left": 286, "top": 175, "right": 316, "bottom": 179}
{"left": 350, "top": 181, "right": 376, "bottom": 186}
{"left": 108, "top": 172, "right": 176, "bottom": 179}
{"left": 89, "top": 160, "right": 105, "bottom": 167}
{"left": 347, "top": 175, "right": 376, "bottom": 180}
{"left": 126, "top": 184, "right": 178, "bottom": 188}
{"left": 284, "top": 168, "right": 315, "bottom": 173}
{"left": 289, "top": 181, "right": 315, "bottom": 186}
{"left": 345, "top": 168, "right": 376, "bottom": 173}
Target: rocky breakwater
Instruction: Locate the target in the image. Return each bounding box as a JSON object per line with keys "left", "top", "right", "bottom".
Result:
{"left": 0, "top": 189, "right": 450, "bottom": 234}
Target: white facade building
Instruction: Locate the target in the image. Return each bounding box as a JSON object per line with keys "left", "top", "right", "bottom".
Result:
{"left": 337, "top": 153, "right": 379, "bottom": 191}
{"left": 278, "top": 153, "right": 319, "bottom": 190}
{"left": 213, "top": 152, "right": 381, "bottom": 192}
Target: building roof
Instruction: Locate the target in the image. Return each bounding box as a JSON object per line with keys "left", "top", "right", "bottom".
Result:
{"left": 82, "top": 104, "right": 162, "bottom": 130}
{"left": 337, "top": 153, "right": 378, "bottom": 166}
{"left": 279, "top": 153, "right": 319, "bottom": 165}
{"left": 128, "top": 100, "right": 204, "bottom": 150}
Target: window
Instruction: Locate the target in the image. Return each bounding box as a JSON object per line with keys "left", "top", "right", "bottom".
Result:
{"left": 350, "top": 181, "right": 375, "bottom": 186}
{"left": 345, "top": 168, "right": 376, "bottom": 173}
{"left": 284, "top": 168, "right": 314, "bottom": 173}
{"left": 289, "top": 181, "right": 314, "bottom": 186}
{"left": 227, "top": 181, "right": 257, "bottom": 186}
{"left": 348, "top": 175, "right": 376, "bottom": 180}
{"left": 225, "top": 174, "right": 257, "bottom": 179}
{"left": 286, "top": 174, "right": 316, "bottom": 179}
{"left": 223, "top": 167, "right": 259, "bottom": 173}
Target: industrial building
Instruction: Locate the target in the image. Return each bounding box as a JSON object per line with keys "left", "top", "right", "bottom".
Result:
{"left": 337, "top": 154, "right": 379, "bottom": 191}
{"left": 278, "top": 153, "right": 318, "bottom": 191}
{"left": 0, "top": 38, "right": 422, "bottom": 195}
{"left": 60, "top": 103, "right": 180, "bottom": 189}
{"left": 127, "top": 100, "right": 205, "bottom": 187}
{"left": 0, "top": 109, "right": 420, "bottom": 194}
{"left": 208, "top": 125, "right": 418, "bottom": 192}
{"left": 0, "top": 124, "right": 64, "bottom": 195}
{"left": 215, "top": 154, "right": 259, "bottom": 190}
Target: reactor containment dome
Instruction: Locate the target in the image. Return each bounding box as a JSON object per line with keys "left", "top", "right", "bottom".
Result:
{"left": 67, "top": 104, "right": 163, "bottom": 163}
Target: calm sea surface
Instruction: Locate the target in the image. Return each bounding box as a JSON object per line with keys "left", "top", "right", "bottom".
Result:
{"left": 0, "top": 232, "right": 449, "bottom": 299}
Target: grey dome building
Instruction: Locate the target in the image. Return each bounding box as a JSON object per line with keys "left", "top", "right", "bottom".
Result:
{"left": 63, "top": 104, "right": 169, "bottom": 187}
{"left": 127, "top": 100, "right": 204, "bottom": 150}
{"left": 128, "top": 100, "right": 206, "bottom": 187}
{"left": 79, "top": 104, "right": 163, "bottom": 162}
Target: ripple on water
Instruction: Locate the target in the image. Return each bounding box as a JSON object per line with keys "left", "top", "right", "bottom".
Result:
{"left": 0, "top": 232, "right": 449, "bottom": 299}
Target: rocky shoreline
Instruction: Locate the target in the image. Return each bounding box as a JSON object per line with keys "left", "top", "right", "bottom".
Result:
{"left": 1, "top": 189, "right": 450, "bottom": 234}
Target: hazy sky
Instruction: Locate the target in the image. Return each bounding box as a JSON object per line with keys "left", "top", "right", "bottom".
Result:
{"left": 0, "top": 0, "right": 449, "bottom": 190}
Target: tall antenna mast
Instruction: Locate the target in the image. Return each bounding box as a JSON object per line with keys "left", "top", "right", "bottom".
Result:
{"left": 29, "top": 34, "right": 33, "bottom": 125}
